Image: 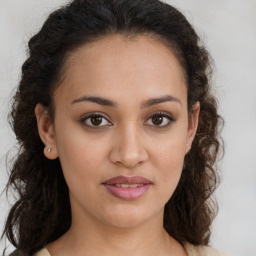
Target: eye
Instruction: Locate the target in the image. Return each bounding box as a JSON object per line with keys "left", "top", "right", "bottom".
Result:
{"left": 80, "top": 113, "right": 112, "bottom": 128}
{"left": 145, "top": 112, "right": 175, "bottom": 127}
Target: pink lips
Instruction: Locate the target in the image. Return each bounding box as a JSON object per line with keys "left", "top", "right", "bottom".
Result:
{"left": 102, "top": 176, "right": 152, "bottom": 200}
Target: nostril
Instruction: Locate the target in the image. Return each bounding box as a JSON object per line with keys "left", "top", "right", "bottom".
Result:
{"left": 108, "top": 137, "right": 149, "bottom": 168}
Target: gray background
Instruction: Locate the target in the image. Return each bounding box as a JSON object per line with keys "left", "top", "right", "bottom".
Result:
{"left": 0, "top": 1, "right": 256, "bottom": 255}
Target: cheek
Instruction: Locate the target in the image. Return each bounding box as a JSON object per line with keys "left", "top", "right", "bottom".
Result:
{"left": 54, "top": 124, "right": 109, "bottom": 184}
{"left": 156, "top": 143, "right": 185, "bottom": 180}
{"left": 150, "top": 128, "right": 187, "bottom": 192}
{"left": 152, "top": 127, "right": 187, "bottom": 167}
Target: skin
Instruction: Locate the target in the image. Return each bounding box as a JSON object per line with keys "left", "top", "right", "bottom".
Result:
{"left": 35, "top": 34, "right": 199, "bottom": 256}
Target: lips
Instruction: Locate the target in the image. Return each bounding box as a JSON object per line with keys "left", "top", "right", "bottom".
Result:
{"left": 102, "top": 176, "right": 153, "bottom": 200}
{"left": 103, "top": 176, "right": 152, "bottom": 185}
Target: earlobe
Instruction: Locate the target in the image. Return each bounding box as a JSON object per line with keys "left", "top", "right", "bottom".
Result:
{"left": 35, "top": 103, "right": 58, "bottom": 160}
{"left": 185, "top": 102, "right": 200, "bottom": 154}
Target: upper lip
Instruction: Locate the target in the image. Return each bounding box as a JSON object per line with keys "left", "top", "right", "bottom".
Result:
{"left": 103, "top": 176, "right": 153, "bottom": 185}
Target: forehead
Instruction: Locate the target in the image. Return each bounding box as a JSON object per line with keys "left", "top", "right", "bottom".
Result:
{"left": 54, "top": 34, "right": 187, "bottom": 105}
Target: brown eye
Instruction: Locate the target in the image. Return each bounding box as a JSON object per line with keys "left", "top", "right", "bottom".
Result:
{"left": 152, "top": 115, "right": 164, "bottom": 125}
{"left": 145, "top": 112, "right": 175, "bottom": 127}
{"left": 80, "top": 113, "right": 112, "bottom": 128}
{"left": 91, "top": 115, "right": 103, "bottom": 126}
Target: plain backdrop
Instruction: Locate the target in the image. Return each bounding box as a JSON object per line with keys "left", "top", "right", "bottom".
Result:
{"left": 0, "top": 1, "right": 256, "bottom": 255}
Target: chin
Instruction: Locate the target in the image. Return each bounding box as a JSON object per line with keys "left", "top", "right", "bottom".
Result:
{"left": 104, "top": 215, "right": 148, "bottom": 229}
{"left": 100, "top": 204, "right": 160, "bottom": 229}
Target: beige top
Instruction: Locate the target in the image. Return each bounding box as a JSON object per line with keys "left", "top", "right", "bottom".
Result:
{"left": 34, "top": 242, "right": 229, "bottom": 256}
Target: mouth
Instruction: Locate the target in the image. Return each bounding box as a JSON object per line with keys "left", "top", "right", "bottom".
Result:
{"left": 102, "top": 176, "right": 153, "bottom": 200}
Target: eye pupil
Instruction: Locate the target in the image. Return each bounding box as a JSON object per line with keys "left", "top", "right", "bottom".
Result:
{"left": 152, "top": 115, "right": 163, "bottom": 125}
{"left": 91, "top": 115, "right": 102, "bottom": 126}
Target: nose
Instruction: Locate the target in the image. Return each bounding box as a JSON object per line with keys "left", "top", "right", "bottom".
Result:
{"left": 109, "top": 124, "right": 149, "bottom": 169}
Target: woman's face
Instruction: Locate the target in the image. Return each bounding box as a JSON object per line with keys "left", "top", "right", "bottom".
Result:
{"left": 36, "top": 34, "right": 199, "bottom": 229}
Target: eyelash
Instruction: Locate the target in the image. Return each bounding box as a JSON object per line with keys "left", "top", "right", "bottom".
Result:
{"left": 79, "top": 111, "right": 175, "bottom": 129}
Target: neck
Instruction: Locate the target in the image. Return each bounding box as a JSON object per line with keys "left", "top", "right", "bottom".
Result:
{"left": 67, "top": 214, "right": 170, "bottom": 256}
{"left": 46, "top": 201, "right": 187, "bottom": 256}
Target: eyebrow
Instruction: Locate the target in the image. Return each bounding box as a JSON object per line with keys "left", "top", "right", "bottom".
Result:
{"left": 141, "top": 95, "right": 181, "bottom": 108}
{"left": 71, "top": 94, "right": 181, "bottom": 108}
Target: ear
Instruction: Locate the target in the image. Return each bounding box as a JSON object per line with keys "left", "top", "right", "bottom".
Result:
{"left": 35, "top": 103, "right": 58, "bottom": 160}
{"left": 185, "top": 101, "right": 200, "bottom": 154}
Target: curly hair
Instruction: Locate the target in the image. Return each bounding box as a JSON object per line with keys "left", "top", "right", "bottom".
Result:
{"left": 1, "top": 0, "right": 223, "bottom": 255}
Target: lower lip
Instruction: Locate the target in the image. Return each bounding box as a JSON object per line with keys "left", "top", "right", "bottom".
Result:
{"left": 103, "top": 184, "right": 152, "bottom": 200}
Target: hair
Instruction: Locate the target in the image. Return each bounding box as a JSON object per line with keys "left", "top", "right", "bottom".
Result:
{"left": 1, "top": 0, "right": 223, "bottom": 255}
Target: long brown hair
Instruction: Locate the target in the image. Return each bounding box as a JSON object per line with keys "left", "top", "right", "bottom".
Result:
{"left": 1, "top": 0, "right": 223, "bottom": 255}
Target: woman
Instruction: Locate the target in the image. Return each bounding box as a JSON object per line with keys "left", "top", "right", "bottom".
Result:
{"left": 1, "top": 0, "right": 227, "bottom": 255}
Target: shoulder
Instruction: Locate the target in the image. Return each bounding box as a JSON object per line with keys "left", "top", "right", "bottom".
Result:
{"left": 34, "top": 248, "right": 51, "bottom": 256}
{"left": 183, "top": 242, "right": 230, "bottom": 256}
